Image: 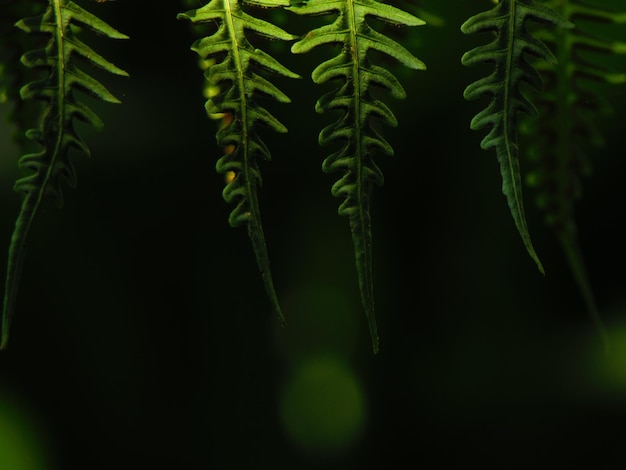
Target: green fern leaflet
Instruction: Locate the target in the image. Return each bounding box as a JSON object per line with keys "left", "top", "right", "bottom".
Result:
{"left": 288, "top": 0, "right": 426, "bottom": 353}
{"left": 461, "top": 0, "right": 573, "bottom": 275}
{"left": 0, "top": 0, "right": 128, "bottom": 350}
{"left": 178, "top": 0, "right": 301, "bottom": 326}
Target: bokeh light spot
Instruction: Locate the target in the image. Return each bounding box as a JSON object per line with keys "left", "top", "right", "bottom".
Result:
{"left": 0, "top": 389, "right": 51, "bottom": 470}
{"left": 585, "top": 315, "right": 626, "bottom": 400}
{"left": 279, "top": 356, "right": 366, "bottom": 458}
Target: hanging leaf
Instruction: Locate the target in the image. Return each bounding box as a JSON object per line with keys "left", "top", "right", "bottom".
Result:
{"left": 462, "top": 0, "right": 573, "bottom": 274}
{"left": 178, "top": 0, "right": 301, "bottom": 326}
{"left": 289, "top": 0, "right": 425, "bottom": 353}
{"left": 523, "top": 0, "right": 626, "bottom": 353}
{"left": 1, "top": 0, "right": 128, "bottom": 350}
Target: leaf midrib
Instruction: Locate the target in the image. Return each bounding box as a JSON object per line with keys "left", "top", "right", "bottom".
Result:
{"left": 225, "top": 0, "right": 251, "bottom": 214}
{"left": 348, "top": 1, "right": 363, "bottom": 202}
{"left": 28, "top": 0, "right": 67, "bottom": 235}
{"left": 504, "top": 0, "right": 526, "bottom": 238}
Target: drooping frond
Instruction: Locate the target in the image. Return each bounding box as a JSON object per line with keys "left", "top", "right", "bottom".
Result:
{"left": 288, "top": 0, "right": 426, "bottom": 353}
{"left": 178, "top": 0, "right": 300, "bottom": 326}
{"left": 523, "top": 0, "right": 626, "bottom": 353}
{"left": 461, "top": 0, "right": 573, "bottom": 275}
{"left": 1, "top": 0, "right": 128, "bottom": 350}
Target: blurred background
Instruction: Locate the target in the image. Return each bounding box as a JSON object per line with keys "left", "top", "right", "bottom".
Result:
{"left": 1, "top": 0, "right": 626, "bottom": 468}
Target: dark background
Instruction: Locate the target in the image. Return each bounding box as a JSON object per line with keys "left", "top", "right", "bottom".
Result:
{"left": 1, "top": 1, "right": 626, "bottom": 468}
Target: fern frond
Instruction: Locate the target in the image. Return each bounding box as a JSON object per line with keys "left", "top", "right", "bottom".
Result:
{"left": 178, "top": 0, "right": 300, "bottom": 326}
{"left": 288, "top": 0, "right": 425, "bottom": 353}
{"left": 1, "top": 0, "right": 128, "bottom": 350}
{"left": 523, "top": 0, "right": 626, "bottom": 353}
{"left": 461, "top": 0, "right": 573, "bottom": 275}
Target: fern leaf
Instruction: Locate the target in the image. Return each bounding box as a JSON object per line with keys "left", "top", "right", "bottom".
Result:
{"left": 0, "top": 0, "right": 128, "bottom": 350}
{"left": 178, "top": 0, "right": 300, "bottom": 326}
{"left": 289, "top": 0, "right": 425, "bottom": 353}
{"left": 461, "top": 0, "right": 572, "bottom": 275}
{"left": 523, "top": 0, "right": 626, "bottom": 353}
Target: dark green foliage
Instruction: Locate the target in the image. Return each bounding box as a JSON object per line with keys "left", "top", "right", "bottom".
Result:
{"left": 461, "top": 0, "right": 573, "bottom": 274}
{"left": 1, "top": 0, "right": 623, "bottom": 356}
{"left": 178, "top": 0, "right": 301, "bottom": 326}
{"left": 523, "top": 0, "right": 626, "bottom": 352}
{"left": 288, "top": 0, "right": 425, "bottom": 353}
{"left": 0, "top": 0, "right": 46, "bottom": 148}
{"left": 0, "top": 0, "right": 127, "bottom": 350}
